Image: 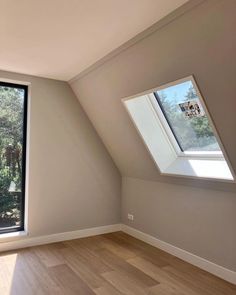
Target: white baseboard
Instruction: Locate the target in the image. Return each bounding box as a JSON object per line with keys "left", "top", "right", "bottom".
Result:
{"left": 121, "top": 224, "right": 236, "bottom": 285}
{"left": 0, "top": 223, "right": 235, "bottom": 285}
{"left": 0, "top": 224, "right": 122, "bottom": 253}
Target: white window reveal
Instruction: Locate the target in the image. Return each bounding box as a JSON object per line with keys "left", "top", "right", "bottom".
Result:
{"left": 122, "top": 76, "right": 234, "bottom": 181}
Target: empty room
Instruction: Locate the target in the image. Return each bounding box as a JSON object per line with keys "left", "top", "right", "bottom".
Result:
{"left": 0, "top": 0, "right": 236, "bottom": 294}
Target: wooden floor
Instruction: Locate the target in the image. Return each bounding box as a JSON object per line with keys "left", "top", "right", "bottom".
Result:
{"left": 0, "top": 232, "right": 235, "bottom": 295}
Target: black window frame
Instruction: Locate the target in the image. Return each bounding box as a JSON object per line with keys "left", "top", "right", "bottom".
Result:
{"left": 0, "top": 81, "right": 28, "bottom": 234}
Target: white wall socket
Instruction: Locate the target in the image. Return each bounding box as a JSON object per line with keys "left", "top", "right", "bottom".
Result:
{"left": 128, "top": 213, "right": 134, "bottom": 221}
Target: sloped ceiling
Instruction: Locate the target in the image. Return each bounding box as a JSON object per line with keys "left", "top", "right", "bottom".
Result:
{"left": 70, "top": 0, "right": 236, "bottom": 191}
{"left": 0, "top": 0, "right": 187, "bottom": 81}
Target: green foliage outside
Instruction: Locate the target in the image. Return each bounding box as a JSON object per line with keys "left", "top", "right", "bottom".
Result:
{"left": 158, "top": 86, "right": 220, "bottom": 151}
{"left": 0, "top": 86, "right": 24, "bottom": 228}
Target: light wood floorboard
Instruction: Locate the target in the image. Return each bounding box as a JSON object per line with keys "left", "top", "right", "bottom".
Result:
{"left": 0, "top": 231, "right": 235, "bottom": 294}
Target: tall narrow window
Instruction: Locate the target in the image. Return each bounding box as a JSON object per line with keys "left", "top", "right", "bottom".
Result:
{"left": 0, "top": 82, "right": 27, "bottom": 234}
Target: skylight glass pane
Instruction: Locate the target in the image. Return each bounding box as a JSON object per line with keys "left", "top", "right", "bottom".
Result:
{"left": 155, "top": 80, "right": 221, "bottom": 152}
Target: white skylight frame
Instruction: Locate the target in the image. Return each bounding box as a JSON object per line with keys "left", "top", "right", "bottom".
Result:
{"left": 122, "top": 75, "right": 235, "bottom": 182}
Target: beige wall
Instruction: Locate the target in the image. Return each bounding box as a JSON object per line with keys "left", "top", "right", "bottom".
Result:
{"left": 1, "top": 0, "right": 234, "bottom": 274}
{"left": 122, "top": 177, "right": 236, "bottom": 271}
{"left": 70, "top": 0, "right": 236, "bottom": 271}
{"left": 0, "top": 70, "right": 121, "bottom": 238}
{"left": 70, "top": 0, "right": 236, "bottom": 191}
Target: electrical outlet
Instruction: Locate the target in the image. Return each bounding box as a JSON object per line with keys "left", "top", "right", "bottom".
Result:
{"left": 128, "top": 213, "right": 134, "bottom": 221}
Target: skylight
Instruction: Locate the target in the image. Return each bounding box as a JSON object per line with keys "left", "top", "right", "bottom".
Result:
{"left": 154, "top": 80, "right": 221, "bottom": 154}
{"left": 122, "top": 76, "right": 234, "bottom": 181}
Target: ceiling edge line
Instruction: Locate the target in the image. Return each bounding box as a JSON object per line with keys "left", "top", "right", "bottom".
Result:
{"left": 68, "top": 0, "right": 205, "bottom": 84}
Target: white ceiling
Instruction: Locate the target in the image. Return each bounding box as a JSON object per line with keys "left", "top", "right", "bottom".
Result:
{"left": 0, "top": 0, "right": 188, "bottom": 81}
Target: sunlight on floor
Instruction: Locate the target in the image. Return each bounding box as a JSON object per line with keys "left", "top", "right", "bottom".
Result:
{"left": 0, "top": 253, "right": 17, "bottom": 295}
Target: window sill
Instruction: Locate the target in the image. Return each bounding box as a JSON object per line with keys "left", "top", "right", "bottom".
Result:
{"left": 163, "top": 157, "right": 234, "bottom": 182}
{"left": 0, "top": 230, "right": 28, "bottom": 243}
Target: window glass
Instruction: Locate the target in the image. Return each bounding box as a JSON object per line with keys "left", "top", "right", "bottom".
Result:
{"left": 155, "top": 80, "right": 221, "bottom": 152}
{"left": 0, "top": 83, "right": 27, "bottom": 233}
